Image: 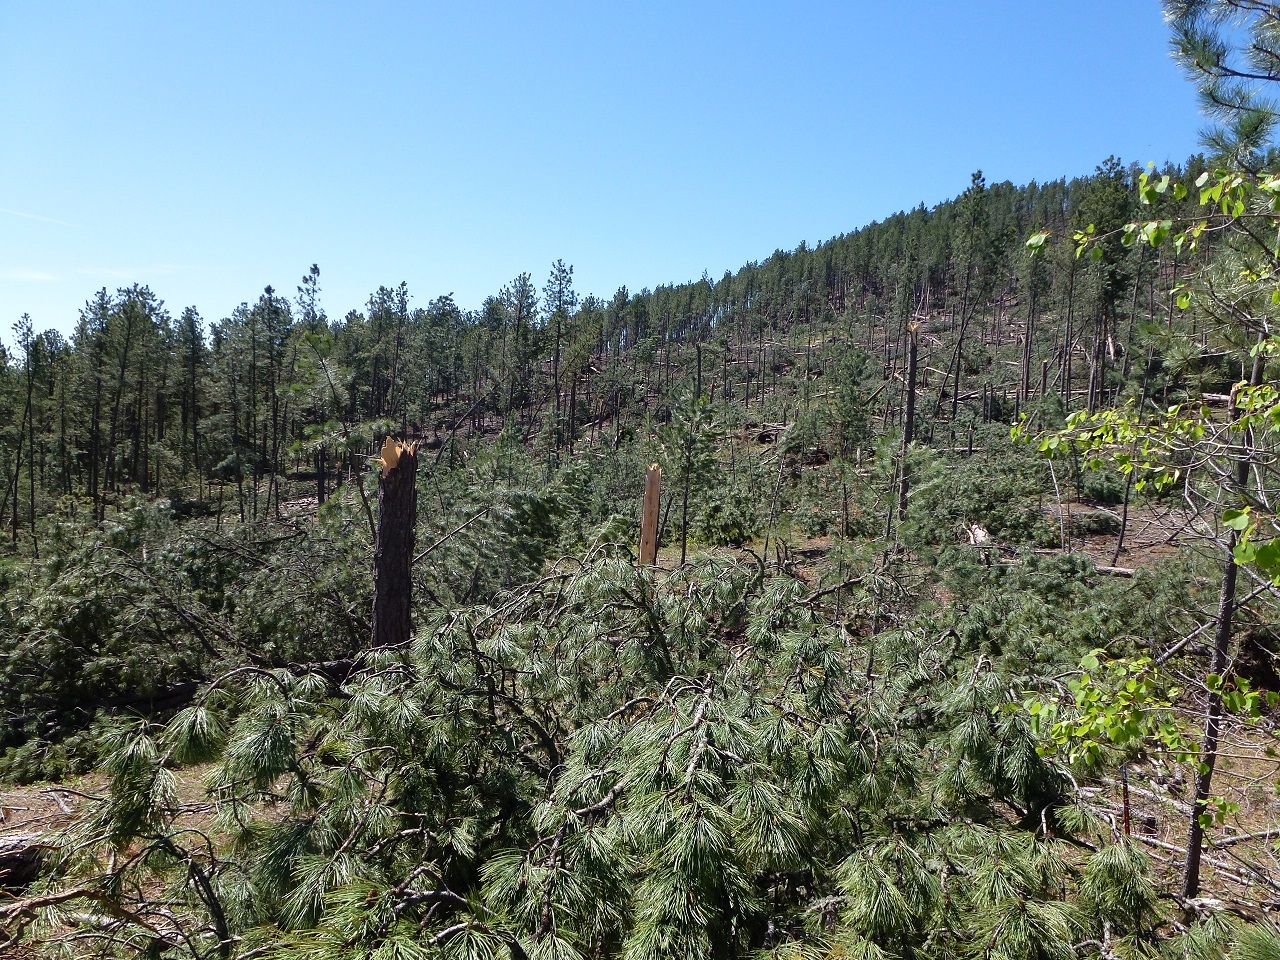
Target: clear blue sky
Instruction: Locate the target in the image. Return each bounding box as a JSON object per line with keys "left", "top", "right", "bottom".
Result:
{"left": 2, "top": 2, "right": 1203, "bottom": 338}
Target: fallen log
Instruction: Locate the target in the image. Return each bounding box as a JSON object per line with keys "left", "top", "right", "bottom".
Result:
{"left": 1094, "top": 565, "right": 1135, "bottom": 577}
{"left": 0, "top": 833, "right": 48, "bottom": 888}
{"left": 1028, "top": 549, "right": 1136, "bottom": 577}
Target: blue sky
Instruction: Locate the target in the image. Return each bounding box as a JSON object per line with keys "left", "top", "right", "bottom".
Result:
{"left": 2, "top": 2, "right": 1203, "bottom": 337}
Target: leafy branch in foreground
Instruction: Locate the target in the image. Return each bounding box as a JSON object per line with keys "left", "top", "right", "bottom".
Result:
{"left": 1020, "top": 157, "right": 1280, "bottom": 901}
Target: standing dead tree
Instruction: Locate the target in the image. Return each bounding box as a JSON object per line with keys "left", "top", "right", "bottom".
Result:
{"left": 372, "top": 437, "right": 419, "bottom": 648}
{"left": 639, "top": 464, "right": 661, "bottom": 566}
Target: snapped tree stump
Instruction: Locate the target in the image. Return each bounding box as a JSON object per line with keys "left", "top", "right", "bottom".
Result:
{"left": 371, "top": 437, "right": 419, "bottom": 648}
{"left": 639, "top": 464, "right": 661, "bottom": 566}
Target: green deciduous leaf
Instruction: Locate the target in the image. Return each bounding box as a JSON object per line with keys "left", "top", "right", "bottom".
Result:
{"left": 1223, "top": 507, "right": 1252, "bottom": 531}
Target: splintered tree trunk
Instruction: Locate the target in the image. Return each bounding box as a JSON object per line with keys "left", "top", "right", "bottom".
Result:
{"left": 371, "top": 438, "right": 418, "bottom": 648}
{"left": 639, "top": 464, "right": 661, "bottom": 566}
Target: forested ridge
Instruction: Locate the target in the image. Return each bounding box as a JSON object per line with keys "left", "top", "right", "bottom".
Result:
{"left": 0, "top": 156, "right": 1211, "bottom": 531}
{"left": 4, "top": 6, "right": 1280, "bottom": 958}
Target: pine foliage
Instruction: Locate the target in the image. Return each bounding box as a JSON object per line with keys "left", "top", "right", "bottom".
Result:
{"left": 14, "top": 553, "right": 1225, "bottom": 959}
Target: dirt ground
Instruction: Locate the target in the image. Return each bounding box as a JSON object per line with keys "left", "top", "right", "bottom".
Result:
{"left": 0, "top": 775, "right": 103, "bottom": 840}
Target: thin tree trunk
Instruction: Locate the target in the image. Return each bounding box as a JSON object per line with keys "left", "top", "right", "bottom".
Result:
{"left": 1022, "top": 262, "right": 1037, "bottom": 401}
{"left": 1182, "top": 526, "right": 1242, "bottom": 900}
{"left": 1182, "top": 353, "right": 1263, "bottom": 899}
{"left": 25, "top": 349, "right": 37, "bottom": 557}
{"left": 1062, "top": 260, "right": 1076, "bottom": 412}
{"left": 104, "top": 314, "right": 136, "bottom": 495}
{"left": 898, "top": 324, "right": 918, "bottom": 522}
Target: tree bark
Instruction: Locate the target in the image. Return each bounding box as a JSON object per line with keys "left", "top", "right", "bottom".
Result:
{"left": 898, "top": 323, "right": 918, "bottom": 522}
{"left": 1022, "top": 261, "right": 1037, "bottom": 401}
{"left": 371, "top": 438, "right": 418, "bottom": 648}
{"left": 639, "top": 464, "right": 661, "bottom": 566}
{"left": 1181, "top": 528, "right": 1240, "bottom": 900}
{"left": 1182, "top": 357, "right": 1262, "bottom": 899}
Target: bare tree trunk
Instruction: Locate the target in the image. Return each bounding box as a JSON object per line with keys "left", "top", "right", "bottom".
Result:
{"left": 1182, "top": 355, "right": 1262, "bottom": 899}
{"left": 898, "top": 324, "right": 918, "bottom": 522}
{"left": 568, "top": 378, "right": 577, "bottom": 455}
{"left": 371, "top": 438, "right": 418, "bottom": 649}
{"left": 639, "top": 464, "right": 661, "bottom": 566}
{"left": 1022, "top": 262, "right": 1038, "bottom": 401}
{"left": 24, "top": 350, "right": 37, "bottom": 556}
{"left": 1062, "top": 260, "right": 1076, "bottom": 412}
{"left": 1182, "top": 527, "right": 1241, "bottom": 900}
{"left": 317, "top": 446, "right": 327, "bottom": 506}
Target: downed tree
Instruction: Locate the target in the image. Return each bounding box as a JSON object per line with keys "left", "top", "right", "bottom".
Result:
{"left": 0, "top": 833, "right": 47, "bottom": 889}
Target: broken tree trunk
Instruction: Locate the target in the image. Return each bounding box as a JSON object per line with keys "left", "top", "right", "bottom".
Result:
{"left": 371, "top": 437, "right": 418, "bottom": 648}
{"left": 639, "top": 464, "right": 661, "bottom": 566}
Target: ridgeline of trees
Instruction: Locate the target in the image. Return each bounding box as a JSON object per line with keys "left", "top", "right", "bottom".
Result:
{"left": 0, "top": 156, "right": 1217, "bottom": 535}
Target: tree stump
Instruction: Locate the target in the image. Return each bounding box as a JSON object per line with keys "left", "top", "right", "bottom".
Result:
{"left": 639, "top": 464, "right": 661, "bottom": 566}
{"left": 371, "top": 437, "right": 418, "bottom": 648}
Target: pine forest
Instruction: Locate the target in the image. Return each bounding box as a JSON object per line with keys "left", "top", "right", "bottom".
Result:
{"left": 4, "top": 4, "right": 1280, "bottom": 958}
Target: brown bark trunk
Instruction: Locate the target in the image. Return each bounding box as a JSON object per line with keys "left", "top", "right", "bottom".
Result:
{"left": 1182, "top": 356, "right": 1263, "bottom": 899}
{"left": 898, "top": 323, "right": 918, "bottom": 522}
{"left": 371, "top": 438, "right": 419, "bottom": 648}
{"left": 639, "top": 464, "right": 661, "bottom": 566}
{"left": 1182, "top": 529, "right": 1240, "bottom": 900}
{"left": 1022, "top": 267, "right": 1037, "bottom": 401}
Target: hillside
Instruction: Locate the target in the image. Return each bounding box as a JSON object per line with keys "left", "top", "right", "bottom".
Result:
{"left": 2, "top": 150, "right": 1280, "bottom": 957}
